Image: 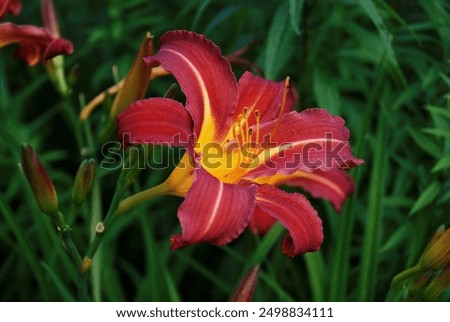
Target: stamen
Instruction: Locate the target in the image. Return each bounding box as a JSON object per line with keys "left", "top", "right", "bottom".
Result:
{"left": 238, "top": 115, "right": 246, "bottom": 145}
{"left": 243, "top": 108, "right": 250, "bottom": 143}
{"left": 233, "top": 125, "right": 241, "bottom": 145}
{"left": 254, "top": 110, "right": 260, "bottom": 146}
{"left": 271, "top": 77, "right": 290, "bottom": 138}
{"left": 248, "top": 128, "right": 253, "bottom": 144}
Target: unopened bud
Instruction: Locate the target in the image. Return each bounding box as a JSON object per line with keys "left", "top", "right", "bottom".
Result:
{"left": 231, "top": 265, "right": 259, "bottom": 302}
{"left": 72, "top": 159, "right": 95, "bottom": 206}
{"left": 20, "top": 144, "right": 59, "bottom": 216}
{"left": 420, "top": 226, "right": 450, "bottom": 271}
{"left": 422, "top": 265, "right": 450, "bottom": 301}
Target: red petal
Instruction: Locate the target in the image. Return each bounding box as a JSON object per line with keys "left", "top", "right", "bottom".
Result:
{"left": 170, "top": 168, "right": 257, "bottom": 250}
{"left": 249, "top": 206, "right": 276, "bottom": 234}
{"left": 0, "top": 22, "right": 73, "bottom": 66}
{"left": 41, "top": 0, "right": 59, "bottom": 36}
{"left": 144, "top": 30, "right": 238, "bottom": 143}
{"left": 256, "top": 184, "right": 323, "bottom": 256}
{"left": 235, "top": 71, "right": 296, "bottom": 124}
{"left": 0, "top": 0, "right": 21, "bottom": 20}
{"left": 44, "top": 38, "right": 73, "bottom": 60}
{"left": 264, "top": 169, "right": 355, "bottom": 212}
{"left": 246, "top": 108, "right": 363, "bottom": 177}
{"left": 117, "top": 98, "right": 193, "bottom": 148}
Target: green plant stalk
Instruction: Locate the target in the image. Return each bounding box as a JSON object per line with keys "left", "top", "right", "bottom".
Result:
{"left": 390, "top": 264, "right": 423, "bottom": 291}
{"left": 85, "top": 180, "right": 172, "bottom": 263}
{"left": 60, "top": 229, "right": 88, "bottom": 300}
{"left": 329, "top": 56, "right": 386, "bottom": 301}
{"left": 304, "top": 251, "right": 325, "bottom": 301}
{"left": 89, "top": 178, "right": 103, "bottom": 301}
{"left": 357, "top": 106, "right": 386, "bottom": 301}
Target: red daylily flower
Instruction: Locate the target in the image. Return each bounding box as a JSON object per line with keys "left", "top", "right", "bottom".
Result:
{"left": 118, "top": 30, "right": 363, "bottom": 256}
{"left": 0, "top": 0, "right": 21, "bottom": 20}
{"left": 0, "top": 22, "right": 73, "bottom": 66}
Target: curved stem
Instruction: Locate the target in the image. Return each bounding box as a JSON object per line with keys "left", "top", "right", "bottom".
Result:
{"left": 83, "top": 180, "right": 172, "bottom": 264}
{"left": 390, "top": 264, "right": 423, "bottom": 291}
{"left": 116, "top": 181, "right": 173, "bottom": 215}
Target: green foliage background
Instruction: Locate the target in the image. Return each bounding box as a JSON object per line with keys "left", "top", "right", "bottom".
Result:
{"left": 0, "top": 0, "right": 449, "bottom": 301}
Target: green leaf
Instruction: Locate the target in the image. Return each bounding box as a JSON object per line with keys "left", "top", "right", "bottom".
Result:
{"left": 357, "top": 109, "right": 387, "bottom": 301}
{"left": 426, "top": 105, "right": 450, "bottom": 120}
{"left": 359, "top": 0, "right": 405, "bottom": 86}
{"left": 408, "top": 127, "right": 442, "bottom": 158}
{"left": 265, "top": 2, "right": 296, "bottom": 80}
{"left": 288, "top": 0, "right": 304, "bottom": 35}
{"left": 312, "top": 68, "right": 341, "bottom": 114}
{"left": 409, "top": 181, "right": 441, "bottom": 216}
{"left": 422, "top": 128, "right": 450, "bottom": 139}
{"left": 380, "top": 222, "right": 413, "bottom": 254}
{"left": 432, "top": 155, "right": 450, "bottom": 173}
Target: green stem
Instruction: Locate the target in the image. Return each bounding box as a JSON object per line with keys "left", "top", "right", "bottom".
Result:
{"left": 84, "top": 180, "right": 172, "bottom": 263}
{"left": 90, "top": 178, "right": 103, "bottom": 301}
{"left": 390, "top": 264, "right": 424, "bottom": 291}
{"left": 357, "top": 106, "right": 386, "bottom": 301}
{"left": 304, "top": 251, "right": 325, "bottom": 301}
{"left": 329, "top": 55, "right": 387, "bottom": 301}
{"left": 60, "top": 230, "right": 88, "bottom": 301}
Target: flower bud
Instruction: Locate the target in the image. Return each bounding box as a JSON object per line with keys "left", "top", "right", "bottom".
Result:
{"left": 109, "top": 32, "right": 154, "bottom": 118}
{"left": 422, "top": 265, "right": 450, "bottom": 301}
{"left": 231, "top": 265, "right": 259, "bottom": 302}
{"left": 420, "top": 226, "right": 450, "bottom": 271}
{"left": 72, "top": 159, "right": 95, "bottom": 206}
{"left": 20, "top": 144, "right": 59, "bottom": 216}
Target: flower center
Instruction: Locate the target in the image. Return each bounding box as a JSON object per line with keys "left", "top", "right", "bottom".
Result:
{"left": 201, "top": 77, "right": 290, "bottom": 184}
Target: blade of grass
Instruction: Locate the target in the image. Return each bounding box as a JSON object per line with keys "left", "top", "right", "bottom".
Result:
{"left": 244, "top": 222, "right": 284, "bottom": 270}
{"left": 288, "top": 0, "right": 304, "bottom": 35}
{"left": 303, "top": 251, "right": 325, "bottom": 301}
{"left": 357, "top": 103, "right": 387, "bottom": 301}
{"left": 41, "top": 263, "right": 76, "bottom": 301}
{"left": 265, "top": 1, "right": 296, "bottom": 80}
{"left": 359, "top": 0, "right": 406, "bottom": 86}
{"left": 329, "top": 55, "right": 387, "bottom": 301}
{"left": 0, "top": 194, "right": 52, "bottom": 300}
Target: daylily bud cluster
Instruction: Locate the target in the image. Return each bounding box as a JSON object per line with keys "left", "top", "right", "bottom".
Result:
{"left": 420, "top": 225, "right": 450, "bottom": 271}
{"left": 390, "top": 225, "right": 450, "bottom": 301}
